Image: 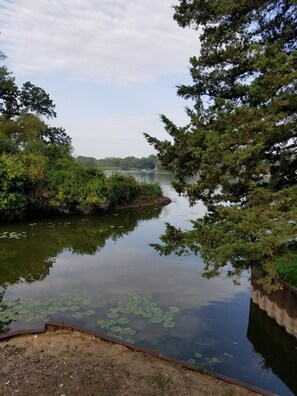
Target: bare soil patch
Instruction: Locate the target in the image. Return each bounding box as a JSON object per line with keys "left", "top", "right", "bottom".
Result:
{"left": 0, "top": 330, "right": 262, "bottom": 396}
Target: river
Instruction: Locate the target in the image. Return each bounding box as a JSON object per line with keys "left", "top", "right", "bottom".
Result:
{"left": 0, "top": 171, "right": 296, "bottom": 395}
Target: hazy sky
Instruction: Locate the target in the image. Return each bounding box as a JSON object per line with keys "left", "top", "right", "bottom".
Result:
{"left": 0, "top": 0, "right": 199, "bottom": 158}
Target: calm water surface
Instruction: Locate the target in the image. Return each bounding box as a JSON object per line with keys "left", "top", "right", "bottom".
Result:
{"left": 0, "top": 172, "right": 296, "bottom": 395}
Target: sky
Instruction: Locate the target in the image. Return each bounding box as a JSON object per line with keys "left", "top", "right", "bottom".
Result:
{"left": 0, "top": 0, "right": 199, "bottom": 158}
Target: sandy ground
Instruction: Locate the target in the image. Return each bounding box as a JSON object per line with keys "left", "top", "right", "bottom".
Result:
{"left": 0, "top": 330, "right": 263, "bottom": 396}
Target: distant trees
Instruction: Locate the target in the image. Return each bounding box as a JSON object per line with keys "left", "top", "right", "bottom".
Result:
{"left": 145, "top": 0, "right": 297, "bottom": 291}
{"left": 76, "top": 154, "right": 157, "bottom": 170}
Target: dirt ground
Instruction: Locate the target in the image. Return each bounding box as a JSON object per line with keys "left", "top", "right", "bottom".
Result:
{"left": 0, "top": 330, "right": 263, "bottom": 396}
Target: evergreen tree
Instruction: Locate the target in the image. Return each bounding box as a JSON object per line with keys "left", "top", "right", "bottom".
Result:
{"left": 145, "top": 0, "right": 297, "bottom": 290}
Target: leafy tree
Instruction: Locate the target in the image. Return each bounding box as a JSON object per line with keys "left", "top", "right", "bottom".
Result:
{"left": 145, "top": 0, "right": 297, "bottom": 290}
{"left": 0, "top": 52, "right": 56, "bottom": 120}
{"left": 76, "top": 155, "right": 98, "bottom": 167}
{"left": 0, "top": 52, "right": 66, "bottom": 150}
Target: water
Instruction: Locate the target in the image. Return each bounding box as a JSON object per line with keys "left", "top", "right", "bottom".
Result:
{"left": 0, "top": 171, "right": 296, "bottom": 395}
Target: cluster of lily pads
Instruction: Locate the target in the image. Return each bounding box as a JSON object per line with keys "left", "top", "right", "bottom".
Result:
{"left": 0, "top": 292, "right": 95, "bottom": 324}
{"left": 187, "top": 351, "right": 234, "bottom": 369}
{"left": 97, "top": 292, "right": 180, "bottom": 343}
{"left": 0, "top": 231, "right": 27, "bottom": 239}
{"left": 0, "top": 291, "right": 180, "bottom": 346}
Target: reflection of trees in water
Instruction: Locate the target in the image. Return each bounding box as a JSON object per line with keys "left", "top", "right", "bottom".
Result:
{"left": 247, "top": 300, "right": 297, "bottom": 395}
{"left": 0, "top": 207, "right": 162, "bottom": 289}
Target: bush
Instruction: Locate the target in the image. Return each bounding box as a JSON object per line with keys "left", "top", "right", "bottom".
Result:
{"left": 107, "top": 172, "right": 139, "bottom": 206}
{"left": 138, "top": 182, "right": 162, "bottom": 199}
{"left": 0, "top": 152, "right": 45, "bottom": 218}
{"left": 46, "top": 159, "right": 108, "bottom": 209}
{"left": 276, "top": 253, "right": 297, "bottom": 287}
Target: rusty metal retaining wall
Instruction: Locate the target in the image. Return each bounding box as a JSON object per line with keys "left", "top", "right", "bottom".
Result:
{"left": 251, "top": 276, "right": 297, "bottom": 339}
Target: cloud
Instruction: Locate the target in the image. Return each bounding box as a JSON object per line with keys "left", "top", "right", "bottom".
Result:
{"left": 0, "top": 0, "right": 199, "bottom": 84}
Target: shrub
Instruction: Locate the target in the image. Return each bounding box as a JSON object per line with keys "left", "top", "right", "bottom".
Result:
{"left": 276, "top": 253, "right": 297, "bottom": 287}
{"left": 107, "top": 172, "right": 139, "bottom": 206}
{"left": 138, "top": 182, "right": 162, "bottom": 199}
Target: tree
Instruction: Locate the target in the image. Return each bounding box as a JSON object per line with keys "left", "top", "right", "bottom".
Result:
{"left": 0, "top": 53, "right": 70, "bottom": 149}
{"left": 145, "top": 0, "right": 297, "bottom": 291}
{"left": 0, "top": 52, "right": 56, "bottom": 120}
{"left": 0, "top": 52, "right": 72, "bottom": 218}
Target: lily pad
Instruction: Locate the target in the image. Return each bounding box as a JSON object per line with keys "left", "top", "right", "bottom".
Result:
{"left": 97, "top": 320, "right": 110, "bottom": 329}
{"left": 107, "top": 312, "right": 120, "bottom": 318}
{"left": 116, "top": 317, "right": 130, "bottom": 324}
{"left": 163, "top": 321, "right": 176, "bottom": 328}
{"left": 223, "top": 352, "right": 234, "bottom": 358}
{"left": 72, "top": 312, "right": 85, "bottom": 319}
{"left": 169, "top": 307, "right": 180, "bottom": 313}
{"left": 84, "top": 310, "right": 95, "bottom": 316}
{"left": 205, "top": 357, "right": 221, "bottom": 364}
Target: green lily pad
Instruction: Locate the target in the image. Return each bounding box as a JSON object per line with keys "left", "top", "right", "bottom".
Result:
{"left": 194, "top": 352, "right": 203, "bottom": 359}
{"left": 107, "top": 312, "right": 119, "bottom": 318}
{"left": 84, "top": 310, "right": 95, "bottom": 316}
{"left": 223, "top": 352, "right": 234, "bottom": 358}
{"left": 72, "top": 312, "right": 85, "bottom": 319}
{"left": 125, "top": 328, "right": 136, "bottom": 336}
{"left": 169, "top": 307, "right": 180, "bottom": 313}
{"left": 163, "top": 321, "right": 176, "bottom": 328}
{"left": 205, "top": 357, "right": 221, "bottom": 364}
{"left": 142, "top": 312, "right": 152, "bottom": 318}
{"left": 116, "top": 317, "right": 129, "bottom": 324}
{"left": 97, "top": 320, "right": 110, "bottom": 329}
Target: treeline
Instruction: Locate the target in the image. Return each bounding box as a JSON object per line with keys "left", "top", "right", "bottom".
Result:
{"left": 0, "top": 52, "right": 163, "bottom": 221}
{"left": 76, "top": 155, "right": 166, "bottom": 171}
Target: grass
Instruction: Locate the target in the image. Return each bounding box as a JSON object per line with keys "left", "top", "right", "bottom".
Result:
{"left": 147, "top": 373, "right": 171, "bottom": 391}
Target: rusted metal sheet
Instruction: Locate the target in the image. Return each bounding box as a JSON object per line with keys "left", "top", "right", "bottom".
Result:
{"left": 251, "top": 274, "right": 297, "bottom": 339}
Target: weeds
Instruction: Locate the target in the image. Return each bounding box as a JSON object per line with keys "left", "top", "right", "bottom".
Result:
{"left": 148, "top": 373, "right": 170, "bottom": 391}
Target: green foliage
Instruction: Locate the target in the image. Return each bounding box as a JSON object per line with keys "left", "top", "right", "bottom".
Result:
{"left": 0, "top": 150, "right": 49, "bottom": 218}
{"left": 0, "top": 55, "right": 163, "bottom": 220}
{"left": 107, "top": 172, "right": 139, "bottom": 206}
{"left": 147, "top": 374, "right": 171, "bottom": 391}
{"left": 0, "top": 60, "right": 56, "bottom": 120}
{"left": 77, "top": 154, "right": 157, "bottom": 170}
{"left": 46, "top": 158, "right": 108, "bottom": 211}
{"left": 138, "top": 182, "right": 162, "bottom": 199}
{"left": 275, "top": 252, "right": 297, "bottom": 287}
{"left": 145, "top": 1, "right": 297, "bottom": 291}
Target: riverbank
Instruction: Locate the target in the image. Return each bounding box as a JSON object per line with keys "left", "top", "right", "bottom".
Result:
{"left": 115, "top": 195, "right": 171, "bottom": 210}
{"left": 0, "top": 328, "right": 266, "bottom": 396}
{"left": 0, "top": 188, "right": 170, "bottom": 225}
